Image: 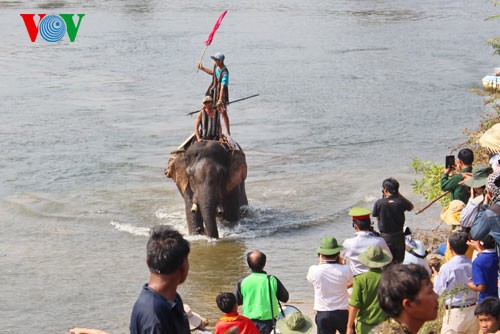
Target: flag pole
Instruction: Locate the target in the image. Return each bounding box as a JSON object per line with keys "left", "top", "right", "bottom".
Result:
{"left": 196, "top": 10, "right": 228, "bottom": 73}
{"left": 196, "top": 45, "right": 208, "bottom": 73}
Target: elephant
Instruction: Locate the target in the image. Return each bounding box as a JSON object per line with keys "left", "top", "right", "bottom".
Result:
{"left": 165, "top": 140, "right": 248, "bottom": 238}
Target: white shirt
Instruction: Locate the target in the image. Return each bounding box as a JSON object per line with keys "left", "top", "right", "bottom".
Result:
{"left": 433, "top": 255, "right": 478, "bottom": 307}
{"left": 342, "top": 231, "right": 391, "bottom": 276}
{"left": 306, "top": 262, "right": 353, "bottom": 311}
{"left": 460, "top": 195, "right": 483, "bottom": 228}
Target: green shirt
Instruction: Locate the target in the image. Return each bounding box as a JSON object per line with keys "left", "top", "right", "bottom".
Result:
{"left": 349, "top": 269, "right": 388, "bottom": 326}
{"left": 239, "top": 273, "right": 280, "bottom": 320}
{"left": 441, "top": 166, "right": 472, "bottom": 204}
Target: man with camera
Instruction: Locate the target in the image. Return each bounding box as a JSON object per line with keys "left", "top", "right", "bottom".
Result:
{"left": 442, "top": 148, "right": 474, "bottom": 204}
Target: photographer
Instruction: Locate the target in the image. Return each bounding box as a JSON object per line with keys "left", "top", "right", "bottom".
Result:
{"left": 441, "top": 148, "right": 474, "bottom": 204}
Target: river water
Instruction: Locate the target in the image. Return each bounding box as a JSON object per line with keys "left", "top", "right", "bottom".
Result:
{"left": 1, "top": 0, "right": 498, "bottom": 332}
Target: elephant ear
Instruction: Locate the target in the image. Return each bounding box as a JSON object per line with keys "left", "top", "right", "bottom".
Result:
{"left": 225, "top": 149, "right": 247, "bottom": 193}
{"left": 165, "top": 150, "right": 189, "bottom": 194}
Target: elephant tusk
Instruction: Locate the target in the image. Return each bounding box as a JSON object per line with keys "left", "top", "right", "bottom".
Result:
{"left": 217, "top": 204, "right": 224, "bottom": 215}
{"left": 191, "top": 203, "right": 198, "bottom": 213}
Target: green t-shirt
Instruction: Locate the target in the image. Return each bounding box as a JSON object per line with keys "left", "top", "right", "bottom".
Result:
{"left": 349, "top": 269, "right": 388, "bottom": 326}
{"left": 240, "top": 273, "right": 280, "bottom": 320}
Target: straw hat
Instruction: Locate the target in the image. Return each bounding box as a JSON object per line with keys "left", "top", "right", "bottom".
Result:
{"left": 480, "top": 123, "right": 500, "bottom": 153}
{"left": 440, "top": 200, "right": 465, "bottom": 226}
{"left": 276, "top": 311, "right": 313, "bottom": 334}
{"left": 358, "top": 245, "right": 393, "bottom": 268}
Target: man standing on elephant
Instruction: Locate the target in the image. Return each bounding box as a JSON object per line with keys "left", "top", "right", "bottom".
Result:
{"left": 236, "top": 250, "right": 289, "bottom": 334}
{"left": 372, "top": 178, "right": 414, "bottom": 264}
{"left": 198, "top": 52, "right": 230, "bottom": 136}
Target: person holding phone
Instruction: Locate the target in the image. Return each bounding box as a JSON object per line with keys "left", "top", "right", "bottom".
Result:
{"left": 441, "top": 148, "right": 474, "bottom": 204}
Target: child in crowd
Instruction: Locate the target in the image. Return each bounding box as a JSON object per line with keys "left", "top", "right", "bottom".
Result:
{"left": 467, "top": 236, "right": 499, "bottom": 302}
{"left": 214, "top": 292, "right": 259, "bottom": 334}
{"left": 346, "top": 245, "right": 392, "bottom": 334}
{"left": 475, "top": 297, "right": 500, "bottom": 334}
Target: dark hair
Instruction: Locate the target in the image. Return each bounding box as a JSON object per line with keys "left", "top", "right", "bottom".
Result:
{"left": 378, "top": 264, "right": 430, "bottom": 318}
{"left": 216, "top": 292, "right": 237, "bottom": 313}
{"left": 448, "top": 231, "right": 468, "bottom": 255}
{"left": 382, "top": 178, "right": 399, "bottom": 195}
{"left": 475, "top": 297, "right": 500, "bottom": 317}
{"left": 147, "top": 225, "right": 190, "bottom": 275}
{"left": 354, "top": 218, "right": 371, "bottom": 231}
{"left": 483, "top": 235, "right": 496, "bottom": 250}
{"left": 458, "top": 148, "right": 474, "bottom": 165}
{"left": 247, "top": 250, "right": 266, "bottom": 272}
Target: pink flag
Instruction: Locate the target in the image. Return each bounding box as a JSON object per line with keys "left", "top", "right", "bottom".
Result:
{"left": 205, "top": 10, "right": 228, "bottom": 46}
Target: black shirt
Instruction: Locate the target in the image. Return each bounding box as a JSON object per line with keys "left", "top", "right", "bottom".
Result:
{"left": 130, "top": 284, "right": 190, "bottom": 334}
{"left": 372, "top": 195, "right": 413, "bottom": 234}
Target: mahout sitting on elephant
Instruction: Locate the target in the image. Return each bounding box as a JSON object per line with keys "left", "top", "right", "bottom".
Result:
{"left": 166, "top": 139, "right": 247, "bottom": 238}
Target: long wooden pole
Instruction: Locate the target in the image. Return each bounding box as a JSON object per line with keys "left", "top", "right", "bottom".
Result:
{"left": 414, "top": 191, "right": 450, "bottom": 215}
{"left": 196, "top": 45, "right": 208, "bottom": 73}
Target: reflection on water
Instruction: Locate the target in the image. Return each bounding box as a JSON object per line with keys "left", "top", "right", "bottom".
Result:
{"left": 181, "top": 239, "right": 248, "bottom": 321}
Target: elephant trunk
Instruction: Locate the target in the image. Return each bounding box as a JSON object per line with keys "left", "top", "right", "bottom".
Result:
{"left": 196, "top": 187, "right": 220, "bottom": 238}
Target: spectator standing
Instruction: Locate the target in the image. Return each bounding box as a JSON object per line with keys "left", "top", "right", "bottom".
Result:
{"left": 471, "top": 170, "right": 500, "bottom": 246}
{"left": 130, "top": 225, "right": 191, "bottom": 334}
{"left": 467, "top": 236, "right": 499, "bottom": 302}
{"left": 433, "top": 231, "right": 479, "bottom": 334}
{"left": 342, "top": 207, "right": 391, "bottom": 276}
{"left": 371, "top": 264, "right": 439, "bottom": 334}
{"left": 236, "top": 250, "right": 289, "bottom": 334}
{"left": 214, "top": 292, "right": 259, "bottom": 334}
{"left": 461, "top": 165, "right": 493, "bottom": 231}
{"left": 346, "top": 245, "right": 392, "bottom": 334}
{"left": 372, "top": 178, "right": 414, "bottom": 263}
{"left": 441, "top": 148, "right": 474, "bottom": 204}
{"left": 307, "top": 237, "right": 353, "bottom": 334}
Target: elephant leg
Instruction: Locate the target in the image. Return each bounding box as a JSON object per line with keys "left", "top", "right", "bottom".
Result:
{"left": 239, "top": 182, "right": 248, "bottom": 206}
{"left": 222, "top": 187, "right": 242, "bottom": 222}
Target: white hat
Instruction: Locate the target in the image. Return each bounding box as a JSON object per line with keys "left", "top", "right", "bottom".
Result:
{"left": 412, "top": 240, "right": 428, "bottom": 258}
{"left": 490, "top": 154, "right": 500, "bottom": 172}
{"left": 184, "top": 304, "right": 202, "bottom": 330}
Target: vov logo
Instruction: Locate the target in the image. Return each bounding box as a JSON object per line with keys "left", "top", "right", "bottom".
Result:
{"left": 20, "top": 14, "right": 85, "bottom": 42}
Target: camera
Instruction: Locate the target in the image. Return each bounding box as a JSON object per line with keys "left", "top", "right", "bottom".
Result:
{"left": 445, "top": 155, "right": 455, "bottom": 169}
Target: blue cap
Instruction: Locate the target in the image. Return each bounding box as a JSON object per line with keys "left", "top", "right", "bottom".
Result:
{"left": 211, "top": 52, "right": 225, "bottom": 61}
